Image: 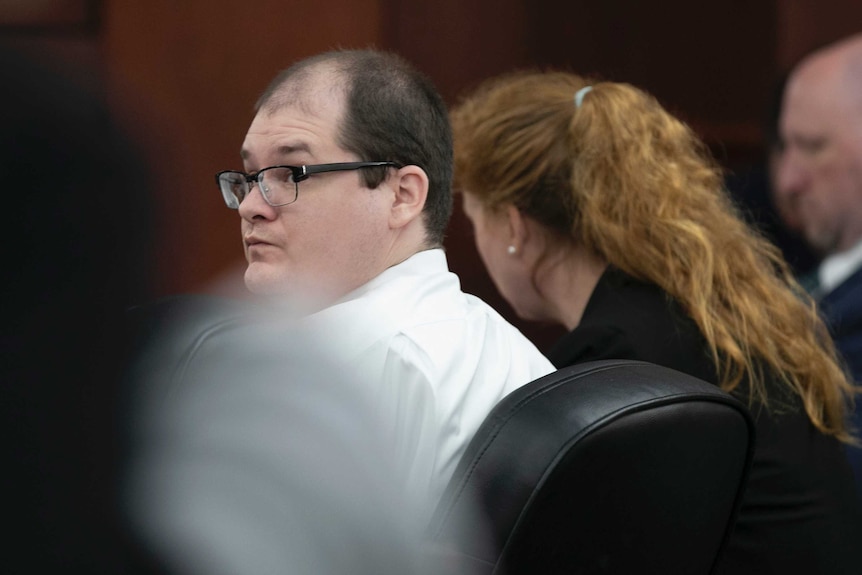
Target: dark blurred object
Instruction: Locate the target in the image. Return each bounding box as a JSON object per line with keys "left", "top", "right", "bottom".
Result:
{"left": 0, "top": 41, "right": 158, "bottom": 572}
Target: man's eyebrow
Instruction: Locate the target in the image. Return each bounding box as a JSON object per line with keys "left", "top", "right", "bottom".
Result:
{"left": 240, "top": 142, "right": 312, "bottom": 162}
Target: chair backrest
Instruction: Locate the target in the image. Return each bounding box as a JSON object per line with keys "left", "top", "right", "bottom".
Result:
{"left": 428, "top": 359, "right": 755, "bottom": 575}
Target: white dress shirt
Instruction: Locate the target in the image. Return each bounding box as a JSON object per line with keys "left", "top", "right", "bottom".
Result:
{"left": 817, "top": 238, "right": 862, "bottom": 296}
{"left": 305, "top": 248, "right": 555, "bottom": 509}
{"left": 127, "top": 252, "right": 553, "bottom": 572}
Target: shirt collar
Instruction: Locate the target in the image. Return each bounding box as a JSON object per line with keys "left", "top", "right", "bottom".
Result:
{"left": 819, "top": 238, "right": 862, "bottom": 294}
{"left": 337, "top": 248, "right": 449, "bottom": 303}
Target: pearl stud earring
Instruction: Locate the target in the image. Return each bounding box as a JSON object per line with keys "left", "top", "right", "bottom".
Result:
{"left": 507, "top": 245, "right": 517, "bottom": 255}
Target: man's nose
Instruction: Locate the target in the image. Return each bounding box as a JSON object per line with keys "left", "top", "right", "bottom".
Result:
{"left": 238, "top": 182, "right": 276, "bottom": 221}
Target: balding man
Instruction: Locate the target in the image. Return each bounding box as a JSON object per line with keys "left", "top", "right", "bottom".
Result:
{"left": 214, "top": 49, "right": 554, "bottom": 509}
{"left": 777, "top": 33, "right": 862, "bottom": 495}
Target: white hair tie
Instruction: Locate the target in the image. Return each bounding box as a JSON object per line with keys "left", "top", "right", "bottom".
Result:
{"left": 574, "top": 86, "right": 593, "bottom": 108}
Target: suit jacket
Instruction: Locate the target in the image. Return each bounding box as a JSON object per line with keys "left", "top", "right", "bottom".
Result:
{"left": 819, "top": 265, "right": 862, "bottom": 495}
{"left": 548, "top": 267, "right": 861, "bottom": 575}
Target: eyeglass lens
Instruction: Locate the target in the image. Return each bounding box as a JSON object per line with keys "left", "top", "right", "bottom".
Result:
{"left": 258, "top": 167, "right": 297, "bottom": 205}
{"left": 218, "top": 167, "right": 298, "bottom": 208}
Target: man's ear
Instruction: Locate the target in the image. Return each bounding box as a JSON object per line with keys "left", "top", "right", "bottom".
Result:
{"left": 389, "top": 165, "right": 429, "bottom": 229}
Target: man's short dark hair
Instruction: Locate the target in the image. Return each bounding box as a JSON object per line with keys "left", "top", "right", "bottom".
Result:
{"left": 256, "top": 49, "right": 453, "bottom": 246}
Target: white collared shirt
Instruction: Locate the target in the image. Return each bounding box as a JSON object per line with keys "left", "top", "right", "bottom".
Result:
{"left": 305, "top": 248, "right": 554, "bottom": 510}
{"left": 818, "top": 238, "right": 862, "bottom": 296}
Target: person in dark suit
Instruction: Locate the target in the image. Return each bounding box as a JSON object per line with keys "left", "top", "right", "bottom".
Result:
{"left": 450, "top": 70, "right": 861, "bottom": 574}
{"left": 775, "top": 32, "right": 862, "bottom": 493}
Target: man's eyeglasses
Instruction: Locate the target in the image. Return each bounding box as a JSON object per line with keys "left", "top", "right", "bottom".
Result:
{"left": 215, "top": 161, "right": 402, "bottom": 208}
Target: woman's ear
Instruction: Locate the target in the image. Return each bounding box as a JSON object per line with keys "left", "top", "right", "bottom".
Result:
{"left": 389, "top": 165, "right": 428, "bottom": 229}
{"left": 506, "top": 204, "right": 529, "bottom": 252}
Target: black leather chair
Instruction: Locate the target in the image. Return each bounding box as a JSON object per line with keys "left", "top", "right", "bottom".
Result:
{"left": 428, "top": 359, "right": 755, "bottom": 575}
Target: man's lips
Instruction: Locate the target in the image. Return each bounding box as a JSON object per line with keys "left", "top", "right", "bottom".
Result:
{"left": 244, "top": 236, "right": 273, "bottom": 247}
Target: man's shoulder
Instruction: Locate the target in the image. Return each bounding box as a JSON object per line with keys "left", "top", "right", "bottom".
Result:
{"left": 307, "top": 250, "right": 552, "bottom": 382}
{"left": 821, "top": 265, "right": 862, "bottom": 315}
{"left": 348, "top": 288, "right": 552, "bottom": 396}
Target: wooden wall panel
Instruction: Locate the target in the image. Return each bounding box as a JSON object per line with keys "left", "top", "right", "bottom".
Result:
{"left": 524, "top": 0, "right": 778, "bottom": 166}
{"left": 0, "top": 0, "right": 93, "bottom": 28}
{"left": 0, "top": 0, "right": 99, "bottom": 73}
{"left": 380, "top": 0, "right": 529, "bottom": 103}
{"left": 777, "top": 0, "right": 862, "bottom": 69}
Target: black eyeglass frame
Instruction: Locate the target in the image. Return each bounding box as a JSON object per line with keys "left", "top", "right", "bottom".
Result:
{"left": 215, "top": 161, "right": 403, "bottom": 208}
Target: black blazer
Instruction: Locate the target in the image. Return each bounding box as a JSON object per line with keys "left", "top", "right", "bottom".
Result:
{"left": 547, "top": 267, "right": 861, "bottom": 575}
{"left": 819, "top": 265, "right": 862, "bottom": 496}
